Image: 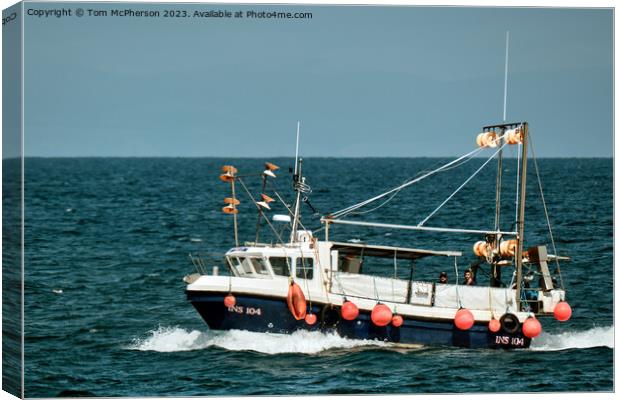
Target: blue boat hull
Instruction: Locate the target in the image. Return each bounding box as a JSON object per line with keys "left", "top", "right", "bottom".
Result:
{"left": 186, "top": 291, "right": 531, "bottom": 349}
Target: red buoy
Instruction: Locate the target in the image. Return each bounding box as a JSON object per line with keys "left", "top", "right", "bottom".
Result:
{"left": 454, "top": 308, "right": 475, "bottom": 330}
{"left": 341, "top": 301, "right": 359, "bottom": 321}
{"left": 522, "top": 316, "right": 542, "bottom": 338}
{"left": 371, "top": 304, "right": 393, "bottom": 327}
{"left": 224, "top": 294, "right": 236, "bottom": 308}
{"left": 305, "top": 313, "right": 317, "bottom": 325}
{"left": 488, "top": 318, "right": 501, "bottom": 333}
{"left": 553, "top": 301, "right": 572, "bottom": 322}
{"left": 392, "top": 314, "right": 404, "bottom": 327}
{"left": 286, "top": 282, "right": 307, "bottom": 320}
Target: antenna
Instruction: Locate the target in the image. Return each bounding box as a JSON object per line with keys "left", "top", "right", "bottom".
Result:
{"left": 503, "top": 31, "right": 510, "bottom": 121}
{"left": 493, "top": 31, "right": 510, "bottom": 287}
{"left": 294, "top": 121, "right": 300, "bottom": 175}
{"left": 290, "top": 121, "right": 303, "bottom": 243}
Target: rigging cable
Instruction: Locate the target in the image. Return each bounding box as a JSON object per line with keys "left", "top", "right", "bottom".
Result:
{"left": 330, "top": 146, "right": 486, "bottom": 219}
{"left": 418, "top": 142, "right": 508, "bottom": 227}
{"left": 453, "top": 256, "right": 462, "bottom": 309}
{"left": 529, "top": 134, "right": 565, "bottom": 290}
{"left": 300, "top": 254, "right": 313, "bottom": 314}
{"left": 488, "top": 285, "right": 495, "bottom": 320}
{"left": 515, "top": 143, "right": 521, "bottom": 227}
{"left": 237, "top": 177, "right": 286, "bottom": 244}
{"left": 392, "top": 251, "right": 397, "bottom": 303}
{"left": 267, "top": 183, "right": 314, "bottom": 235}
{"left": 349, "top": 151, "right": 484, "bottom": 216}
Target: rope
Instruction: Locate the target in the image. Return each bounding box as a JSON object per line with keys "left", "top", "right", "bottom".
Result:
{"left": 487, "top": 281, "right": 495, "bottom": 319}
{"left": 418, "top": 142, "right": 508, "bottom": 226}
{"left": 373, "top": 276, "right": 380, "bottom": 303}
{"left": 515, "top": 140, "right": 521, "bottom": 228}
{"left": 331, "top": 146, "right": 486, "bottom": 219}
{"left": 508, "top": 270, "right": 516, "bottom": 312}
{"left": 299, "top": 255, "right": 313, "bottom": 312}
{"left": 294, "top": 179, "right": 312, "bottom": 194}
{"left": 311, "top": 239, "right": 331, "bottom": 299}
{"left": 453, "top": 256, "right": 462, "bottom": 308}
{"left": 333, "top": 270, "right": 348, "bottom": 299}
{"left": 529, "top": 135, "right": 564, "bottom": 290}
{"left": 392, "top": 251, "right": 397, "bottom": 302}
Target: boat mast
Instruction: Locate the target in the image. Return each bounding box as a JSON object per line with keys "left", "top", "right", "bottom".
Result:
{"left": 290, "top": 121, "right": 302, "bottom": 243}
{"left": 514, "top": 122, "right": 528, "bottom": 311}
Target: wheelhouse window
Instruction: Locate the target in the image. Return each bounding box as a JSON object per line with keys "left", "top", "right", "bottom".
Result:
{"left": 227, "top": 256, "right": 271, "bottom": 277}
{"left": 268, "top": 257, "right": 291, "bottom": 276}
{"left": 249, "top": 258, "right": 270, "bottom": 276}
{"left": 296, "top": 257, "right": 314, "bottom": 280}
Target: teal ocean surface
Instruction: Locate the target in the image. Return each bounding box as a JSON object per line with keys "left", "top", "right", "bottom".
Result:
{"left": 19, "top": 157, "right": 612, "bottom": 396}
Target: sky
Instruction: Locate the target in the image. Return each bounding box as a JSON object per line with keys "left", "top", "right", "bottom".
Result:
{"left": 10, "top": 3, "right": 614, "bottom": 157}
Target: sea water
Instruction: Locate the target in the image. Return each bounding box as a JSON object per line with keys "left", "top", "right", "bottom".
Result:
{"left": 19, "top": 157, "right": 612, "bottom": 396}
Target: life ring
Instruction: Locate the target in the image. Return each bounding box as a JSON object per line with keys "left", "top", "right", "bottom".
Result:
{"left": 287, "top": 281, "right": 307, "bottom": 320}
{"left": 499, "top": 313, "right": 520, "bottom": 334}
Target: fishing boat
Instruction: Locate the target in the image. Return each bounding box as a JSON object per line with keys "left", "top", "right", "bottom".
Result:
{"left": 184, "top": 121, "right": 572, "bottom": 349}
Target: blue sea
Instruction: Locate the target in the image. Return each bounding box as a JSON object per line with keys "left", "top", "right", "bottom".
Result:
{"left": 15, "top": 157, "right": 613, "bottom": 396}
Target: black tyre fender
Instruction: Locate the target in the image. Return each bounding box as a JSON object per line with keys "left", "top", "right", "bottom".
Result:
{"left": 320, "top": 304, "right": 340, "bottom": 329}
{"left": 499, "top": 313, "right": 520, "bottom": 334}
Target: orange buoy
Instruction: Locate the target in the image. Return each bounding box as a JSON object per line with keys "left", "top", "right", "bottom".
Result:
{"left": 223, "top": 197, "right": 240, "bottom": 205}
{"left": 224, "top": 294, "right": 236, "bottom": 308}
{"left": 488, "top": 318, "right": 501, "bottom": 333}
{"left": 222, "top": 205, "right": 238, "bottom": 214}
{"left": 341, "top": 301, "right": 359, "bottom": 320}
{"left": 473, "top": 241, "right": 489, "bottom": 258}
{"left": 371, "top": 304, "right": 393, "bottom": 327}
{"left": 286, "top": 281, "right": 307, "bottom": 320}
{"left": 500, "top": 239, "right": 517, "bottom": 257}
{"left": 454, "top": 308, "right": 475, "bottom": 330}
{"left": 305, "top": 313, "right": 317, "bottom": 325}
{"left": 553, "top": 301, "right": 572, "bottom": 322}
{"left": 505, "top": 128, "right": 523, "bottom": 145}
{"left": 221, "top": 165, "right": 238, "bottom": 174}
{"left": 485, "top": 131, "right": 499, "bottom": 148}
{"left": 476, "top": 132, "right": 499, "bottom": 148}
{"left": 392, "top": 314, "right": 404, "bottom": 327}
{"left": 513, "top": 127, "right": 524, "bottom": 143}
{"left": 522, "top": 316, "right": 542, "bottom": 338}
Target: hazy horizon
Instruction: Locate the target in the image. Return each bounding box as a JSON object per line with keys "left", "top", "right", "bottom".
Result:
{"left": 8, "top": 154, "right": 613, "bottom": 159}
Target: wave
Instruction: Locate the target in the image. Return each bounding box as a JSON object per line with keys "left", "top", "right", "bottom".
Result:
{"left": 126, "top": 326, "right": 389, "bottom": 354}
{"left": 530, "top": 326, "right": 613, "bottom": 351}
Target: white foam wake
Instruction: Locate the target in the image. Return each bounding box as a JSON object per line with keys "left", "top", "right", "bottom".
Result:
{"left": 530, "top": 326, "right": 614, "bottom": 351}
{"left": 127, "top": 326, "right": 389, "bottom": 354}
{"left": 127, "top": 325, "right": 614, "bottom": 354}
